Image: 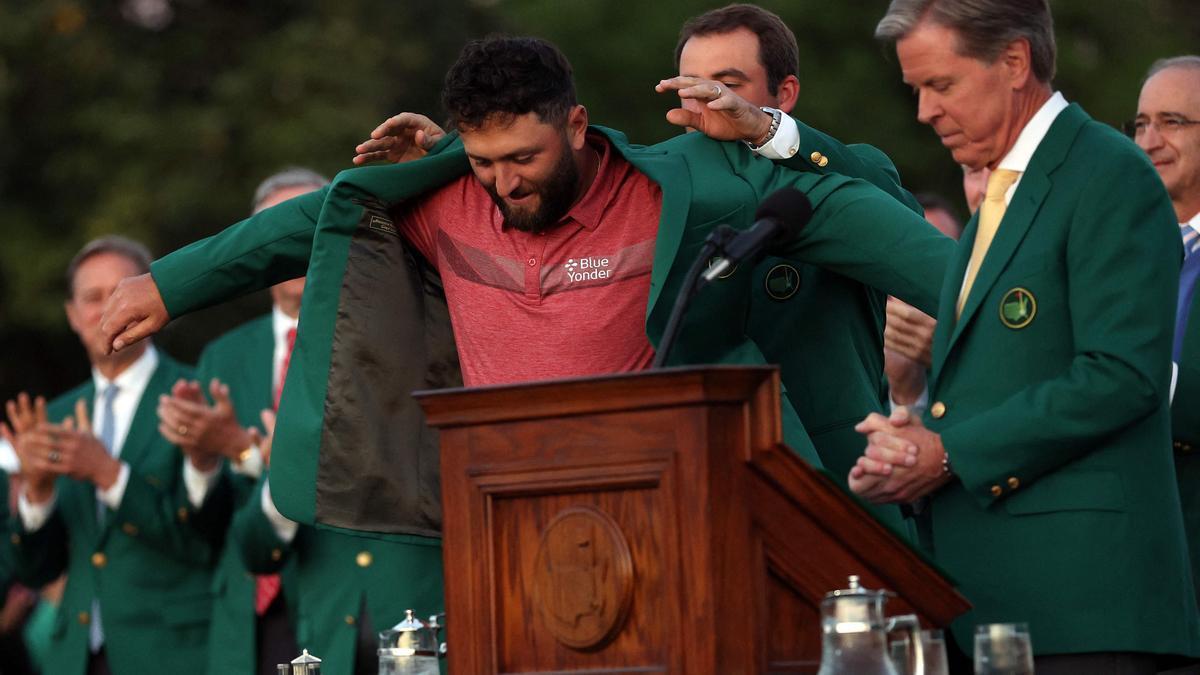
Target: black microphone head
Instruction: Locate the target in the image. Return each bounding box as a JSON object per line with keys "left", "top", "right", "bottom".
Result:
{"left": 755, "top": 187, "right": 814, "bottom": 230}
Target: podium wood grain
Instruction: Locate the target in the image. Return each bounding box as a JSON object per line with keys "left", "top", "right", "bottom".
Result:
{"left": 416, "top": 367, "right": 969, "bottom": 674}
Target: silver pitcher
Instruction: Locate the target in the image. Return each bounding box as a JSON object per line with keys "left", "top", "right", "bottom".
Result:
{"left": 377, "top": 609, "right": 439, "bottom": 675}
{"left": 817, "top": 575, "right": 925, "bottom": 675}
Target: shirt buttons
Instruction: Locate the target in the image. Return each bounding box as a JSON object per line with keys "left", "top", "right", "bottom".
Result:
{"left": 527, "top": 258, "right": 536, "bottom": 266}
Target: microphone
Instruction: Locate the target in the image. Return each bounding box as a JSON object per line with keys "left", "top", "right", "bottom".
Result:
{"left": 702, "top": 187, "right": 813, "bottom": 284}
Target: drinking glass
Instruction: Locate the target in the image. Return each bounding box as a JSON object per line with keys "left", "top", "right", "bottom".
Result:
{"left": 974, "top": 623, "right": 1034, "bottom": 675}
{"left": 890, "top": 630, "right": 949, "bottom": 675}
{"left": 921, "top": 629, "right": 949, "bottom": 675}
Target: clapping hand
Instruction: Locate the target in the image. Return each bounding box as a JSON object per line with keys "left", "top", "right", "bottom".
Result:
{"left": 158, "top": 378, "right": 250, "bottom": 470}
{"left": 884, "top": 297, "right": 936, "bottom": 368}
{"left": 19, "top": 400, "right": 121, "bottom": 492}
{"left": 3, "top": 393, "right": 55, "bottom": 501}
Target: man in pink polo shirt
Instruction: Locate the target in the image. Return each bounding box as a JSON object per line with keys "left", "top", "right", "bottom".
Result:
{"left": 96, "top": 36, "right": 951, "bottom": 536}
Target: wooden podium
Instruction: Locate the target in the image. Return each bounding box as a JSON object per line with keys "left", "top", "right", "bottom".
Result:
{"left": 416, "top": 367, "right": 969, "bottom": 674}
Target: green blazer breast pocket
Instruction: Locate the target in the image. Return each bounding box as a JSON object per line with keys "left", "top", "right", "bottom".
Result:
{"left": 1002, "top": 469, "right": 1127, "bottom": 516}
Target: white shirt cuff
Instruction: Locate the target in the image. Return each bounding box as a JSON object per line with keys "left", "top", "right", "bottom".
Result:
{"left": 17, "top": 488, "right": 57, "bottom": 532}
{"left": 96, "top": 462, "right": 131, "bottom": 511}
{"left": 232, "top": 445, "right": 263, "bottom": 480}
{"left": 183, "top": 458, "right": 222, "bottom": 509}
{"left": 1171, "top": 361, "right": 1179, "bottom": 405}
{"left": 0, "top": 438, "right": 19, "bottom": 474}
{"left": 750, "top": 113, "right": 800, "bottom": 160}
{"left": 261, "top": 481, "right": 298, "bottom": 543}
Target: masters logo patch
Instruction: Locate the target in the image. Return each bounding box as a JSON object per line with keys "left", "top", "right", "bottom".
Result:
{"left": 764, "top": 263, "right": 800, "bottom": 301}
{"left": 999, "top": 287, "right": 1036, "bottom": 329}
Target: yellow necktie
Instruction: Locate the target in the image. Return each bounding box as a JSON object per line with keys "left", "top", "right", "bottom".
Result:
{"left": 957, "top": 168, "right": 1021, "bottom": 317}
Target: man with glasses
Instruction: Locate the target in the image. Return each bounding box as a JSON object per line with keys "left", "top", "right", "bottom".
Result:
{"left": 1133, "top": 55, "right": 1200, "bottom": 615}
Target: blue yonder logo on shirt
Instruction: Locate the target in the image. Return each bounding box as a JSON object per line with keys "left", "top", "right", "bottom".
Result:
{"left": 564, "top": 257, "right": 613, "bottom": 282}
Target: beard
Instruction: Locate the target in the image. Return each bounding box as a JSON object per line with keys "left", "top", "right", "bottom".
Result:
{"left": 486, "top": 143, "right": 581, "bottom": 234}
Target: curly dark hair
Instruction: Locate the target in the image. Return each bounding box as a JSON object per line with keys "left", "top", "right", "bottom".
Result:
{"left": 442, "top": 36, "right": 577, "bottom": 131}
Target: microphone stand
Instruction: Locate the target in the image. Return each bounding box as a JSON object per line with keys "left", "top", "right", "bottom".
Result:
{"left": 651, "top": 224, "right": 738, "bottom": 369}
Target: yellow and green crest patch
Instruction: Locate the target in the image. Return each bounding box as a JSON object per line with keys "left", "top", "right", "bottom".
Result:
{"left": 999, "top": 287, "right": 1036, "bottom": 329}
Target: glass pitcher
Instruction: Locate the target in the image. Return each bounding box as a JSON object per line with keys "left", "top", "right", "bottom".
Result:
{"left": 817, "top": 575, "right": 925, "bottom": 675}
{"left": 377, "top": 609, "right": 439, "bottom": 675}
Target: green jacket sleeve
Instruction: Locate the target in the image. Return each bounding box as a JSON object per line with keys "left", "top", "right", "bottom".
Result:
{"left": 231, "top": 479, "right": 292, "bottom": 575}
{"left": 0, "top": 473, "right": 13, "bottom": 590}
{"left": 743, "top": 154, "right": 954, "bottom": 316}
{"left": 151, "top": 186, "right": 329, "bottom": 318}
{"left": 786, "top": 119, "right": 923, "bottom": 214}
{"left": 8, "top": 505, "right": 70, "bottom": 588}
{"left": 941, "top": 156, "right": 1178, "bottom": 504}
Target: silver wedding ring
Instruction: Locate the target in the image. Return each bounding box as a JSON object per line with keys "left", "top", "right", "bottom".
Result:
{"left": 48, "top": 450, "right": 60, "bottom": 464}
{"left": 178, "top": 425, "right": 189, "bottom": 436}
{"left": 714, "top": 84, "right": 723, "bottom": 97}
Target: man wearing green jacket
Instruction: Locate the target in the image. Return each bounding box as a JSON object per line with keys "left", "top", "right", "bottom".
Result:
{"left": 156, "top": 168, "right": 331, "bottom": 675}
{"left": 355, "top": 3, "right": 925, "bottom": 538}
{"left": 3, "top": 236, "right": 230, "bottom": 675}
{"left": 852, "top": 0, "right": 1199, "bottom": 669}
{"left": 96, "top": 37, "right": 950, "bottom": 541}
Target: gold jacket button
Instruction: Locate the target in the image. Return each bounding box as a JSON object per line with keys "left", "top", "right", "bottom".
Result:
{"left": 10, "top": 533, "right": 20, "bottom": 546}
{"left": 930, "top": 401, "right": 946, "bottom": 419}
{"left": 176, "top": 507, "right": 189, "bottom": 523}
{"left": 1174, "top": 441, "right": 1183, "bottom": 450}
{"left": 121, "top": 522, "right": 138, "bottom": 537}
{"left": 989, "top": 485, "right": 1003, "bottom": 497}
{"left": 356, "top": 551, "right": 373, "bottom": 568}
{"left": 271, "top": 548, "right": 283, "bottom": 562}
{"left": 78, "top": 611, "right": 90, "bottom": 625}
{"left": 91, "top": 552, "right": 107, "bottom": 568}
{"left": 810, "top": 151, "right": 824, "bottom": 164}
{"left": 817, "top": 155, "right": 830, "bottom": 167}
{"left": 1007, "top": 477, "right": 1020, "bottom": 490}
{"left": 345, "top": 614, "right": 356, "bottom": 625}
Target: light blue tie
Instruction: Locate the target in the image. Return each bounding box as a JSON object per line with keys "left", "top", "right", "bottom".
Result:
{"left": 1182, "top": 223, "right": 1200, "bottom": 259}
{"left": 91, "top": 383, "right": 118, "bottom": 653}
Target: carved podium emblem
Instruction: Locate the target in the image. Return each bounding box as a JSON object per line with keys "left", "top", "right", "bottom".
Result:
{"left": 533, "top": 506, "right": 634, "bottom": 650}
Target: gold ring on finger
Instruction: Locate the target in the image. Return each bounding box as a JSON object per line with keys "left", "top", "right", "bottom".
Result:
{"left": 48, "top": 450, "right": 61, "bottom": 464}
{"left": 178, "top": 425, "right": 189, "bottom": 436}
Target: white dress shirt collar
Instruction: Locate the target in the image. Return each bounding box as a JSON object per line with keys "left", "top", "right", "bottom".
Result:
{"left": 271, "top": 305, "right": 299, "bottom": 389}
{"left": 997, "top": 91, "right": 1069, "bottom": 174}
{"left": 90, "top": 345, "right": 158, "bottom": 458}
{"left": 1185, "top": 210, "right": 1200, "bottom": 237}
{"left": 272, "top": 305, "right": 299, "bottom": 347}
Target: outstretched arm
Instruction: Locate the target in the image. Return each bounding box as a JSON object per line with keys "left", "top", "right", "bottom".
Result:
{"left": 100, "top": 187, "right": 327, "bottom": 353}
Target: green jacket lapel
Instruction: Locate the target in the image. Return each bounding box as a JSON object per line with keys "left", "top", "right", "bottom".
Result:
{"left": 116, "top": 354, "right": 175, "bottom": 472}
{"left": 946, "top": 104, "right": 1088, "bottom": 351}
{"left": 594, "top": 127, "right": 694, "bottom": 333}
{"left": 245, "top": 317, "right": 275, "bottom": 413}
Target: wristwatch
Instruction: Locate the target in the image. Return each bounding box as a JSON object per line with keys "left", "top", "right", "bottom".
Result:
{"left": 746, "top": 106, "right": 783, "bottom": 151}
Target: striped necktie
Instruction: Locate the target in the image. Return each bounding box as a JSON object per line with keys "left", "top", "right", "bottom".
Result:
{"left": 958, "top": 169, "right": 1022, "bottom": 317}
{"left": 1182, "top": 223, "right": 1199, "bottom": 259}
